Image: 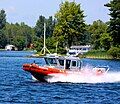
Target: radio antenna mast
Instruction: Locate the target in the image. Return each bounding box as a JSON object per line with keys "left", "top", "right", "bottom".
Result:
{"left": 40, "top": 23, "right": 50, "bottom": 55}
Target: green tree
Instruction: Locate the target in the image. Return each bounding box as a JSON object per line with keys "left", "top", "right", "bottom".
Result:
{"left": 34, "top": 15, "right": 55, "bottom": 38}
{"left": 34, "top": 15, "right": 56, "bottom": 52}
{"left": 88, "top": 20, "right": 108, "bottom": 49}
{"left": 53, "top": 1, "right": 86, "bottom": 48}
{"left": 46, "top": 36, "right": 57, "bottom": 53}
{"left": 83, "top": 25, "right": 92, "bottom": 45}
{"left": 107, "top": 47, "right": 120, "bottom": 59}
{"left": 5, "top": 22, "right": 34, "bottom": 50}
{"left": 100, "top": 33, "right": 112, "bottom": 50}
{"left": 33, "top": 37, "right": 43, "bottom": 51}
{"left": 46, "top": 16, "right": 55, "bottom": 37}
{"left": 20, "top": 22, "right": 34, "bottom": 48}
{"left": 105, "top": 0, "right": 120, "bottom": 46}
{"left": 13, "top": 35, "right": 26, "bottom": 51}
{"left": 0, "top": 30, "right": 7, "bottom": 48}
{"left": 0, "top": 9, "right": 7, "bottom": 48}
{"left": 0, "top": 9, "right": 6, "bottom": 29}
{"left": 34, "top": 15, "right": 45, "bottom": 38}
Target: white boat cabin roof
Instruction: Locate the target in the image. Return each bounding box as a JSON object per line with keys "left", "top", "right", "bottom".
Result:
{"left": 70, "top": 45, "right": 91, "bottom": 49}
{"left": 44, "top": 54, "right": 80, "bottom": 60}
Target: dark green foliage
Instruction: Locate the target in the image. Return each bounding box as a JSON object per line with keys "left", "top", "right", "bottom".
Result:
{"left": 105, "top": 0, "right": 120, "bottom": 46}
{"left": 46, "top": 37, "right": 57, "bottom": 53}
{"left": 34, "top": 16, "right": 56, "bottom": 52}
{"left": 0, "top": 9, "right": 7, "bottom": 48}
{"left": 0, "top": 30, "right": 7, "bottom": 48}
{"left": 33, "top": 37, "right": 44, "bottom": 51}
{"left": 53, "top": 1, "right": 86, "bottom": 48}
{"left": 34, "top": 16, "right": 55, "bottom": 38}
{"left": 85, "top": 50, "right": 107, "bottom": 56}
{"left": 46, "top": 16, "right": 55, "bottom": 37}
{"left": 88, "top": 20, "right": 108, "bottom": 49}
{"left": 107, "top": 47, "right": 120, "bottom": 59}
{"left": 5, "top": 22, "right": 34, "bottom": 50}
{"left": 0, "top": 9, "right": 6, "bottom": 29}
{"left": 100, "top": 33, "right": 112, "bottom": 50}
{"left": 34, "top": 15, "right": 45, "bottom": 38}
{"left": 83, "top": 50, "right": 112, "bottom": 59}
{"left": 13, "top": 35, "right": 26, "bottom": 51}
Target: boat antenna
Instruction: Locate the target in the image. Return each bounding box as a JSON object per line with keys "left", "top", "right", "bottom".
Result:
{"left": 40, "top": 23, "right": 51, "bottom": 55}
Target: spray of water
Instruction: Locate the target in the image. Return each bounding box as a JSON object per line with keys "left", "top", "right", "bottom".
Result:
{"left": 47, "top": 72, "right": 120, "bottom": 83}
{"left": 47, "top": 65, "right": 120, "bottom": 83}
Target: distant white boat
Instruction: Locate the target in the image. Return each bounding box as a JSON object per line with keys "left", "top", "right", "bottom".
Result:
{"left": 67, "top": 45, "right": 92, "bottom": 56}
{"left": 5, "top": 44, "right": 18, "bottom": 51}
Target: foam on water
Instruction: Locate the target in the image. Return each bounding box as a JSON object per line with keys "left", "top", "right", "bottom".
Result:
{"left": 47, "top": 65, "right": 120, "bottom": 83}
{"left": 47, "top": 72, "right": 120, "bottom": 83}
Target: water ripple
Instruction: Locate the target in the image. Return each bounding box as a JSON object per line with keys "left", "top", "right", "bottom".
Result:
{"left": 0, "top": 51, "right": 120, "bottom": 104}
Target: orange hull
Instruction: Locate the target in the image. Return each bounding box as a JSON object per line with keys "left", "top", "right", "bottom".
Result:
{"left": 23, "top": 64, "right": 66, "bottom": 82}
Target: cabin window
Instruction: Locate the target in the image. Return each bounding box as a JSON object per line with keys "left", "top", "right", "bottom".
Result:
{"left": 45, "top": 58, "right": 57, "bottom": 65}
{"left": 66, "top": 60, "right": 71, "bottom": 69}
{"left": 52, "top": 58, "right": 57, "bottom": 65}
{"left": 59, "top": 59, "right": 64, "bottom": 66}
{"left": 44, "top": 58, "right": 49, "bottom": 65}
{"left": 72, "top": 61, "right": 76, "bottom": 67}
{"left": 77, "top": 61, "right": 82, "bottom": 69}
{"left": 82, "top": 48, "right": 86, "bottom": 50}
{"left": 69, "top": 52, "right": 76, "bottom": 55}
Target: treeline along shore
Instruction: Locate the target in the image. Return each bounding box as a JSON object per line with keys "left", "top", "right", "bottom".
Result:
{"left": 0, "top": 0, "right": 120, "bottom": 59}
{"left": 82, "top": 50, "right": 120, "bottom": 60}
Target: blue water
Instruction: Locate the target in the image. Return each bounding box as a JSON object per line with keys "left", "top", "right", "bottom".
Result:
{"left": 0, "top": 51, "right": 120, "bottom": 104}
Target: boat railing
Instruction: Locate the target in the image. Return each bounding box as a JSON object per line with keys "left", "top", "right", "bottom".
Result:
{"left": 92, "top": 66, "right": 109, "bottom": 73}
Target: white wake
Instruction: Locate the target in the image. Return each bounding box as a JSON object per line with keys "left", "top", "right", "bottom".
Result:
{"left": 47, "top": 72, "right": 120, "bottom": 83}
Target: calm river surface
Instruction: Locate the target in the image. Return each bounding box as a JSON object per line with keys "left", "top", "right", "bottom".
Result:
{"left": 0, "top": 51, "right": 120, "bottom": 104}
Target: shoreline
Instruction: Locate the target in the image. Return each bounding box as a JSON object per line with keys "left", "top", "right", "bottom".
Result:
{"left": 83, "top": 56, "right": 120, "bottom": 61}
{"left": 30, "top": 52, "right": 120, "bottom": 61}
{"left": 80, "top": 50, "right": 120, "bottom": 61}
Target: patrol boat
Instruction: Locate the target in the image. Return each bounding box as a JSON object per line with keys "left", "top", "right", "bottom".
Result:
{"left": 23, "top": 54, "right": 109, "bottom": 82}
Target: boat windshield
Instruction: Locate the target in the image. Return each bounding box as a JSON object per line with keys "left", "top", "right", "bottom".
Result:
{"left": 44, "top": 58, "right": 57, "bottom": 66}
{"left": 58, "top": 58, "right": 82, "bottom": 70}
{"left": 44, "top": 56, "right": 82, "bottom": 70}
{"left": 58, "top": 59, "right": 64, "bottom": 66}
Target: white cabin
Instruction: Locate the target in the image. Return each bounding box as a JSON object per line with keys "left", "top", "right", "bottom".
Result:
{"left": 44, "top": 55, "right": 82, "bottom": 70}
{"left": 67, "top": 45, "right": 91, "bottom": 56}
